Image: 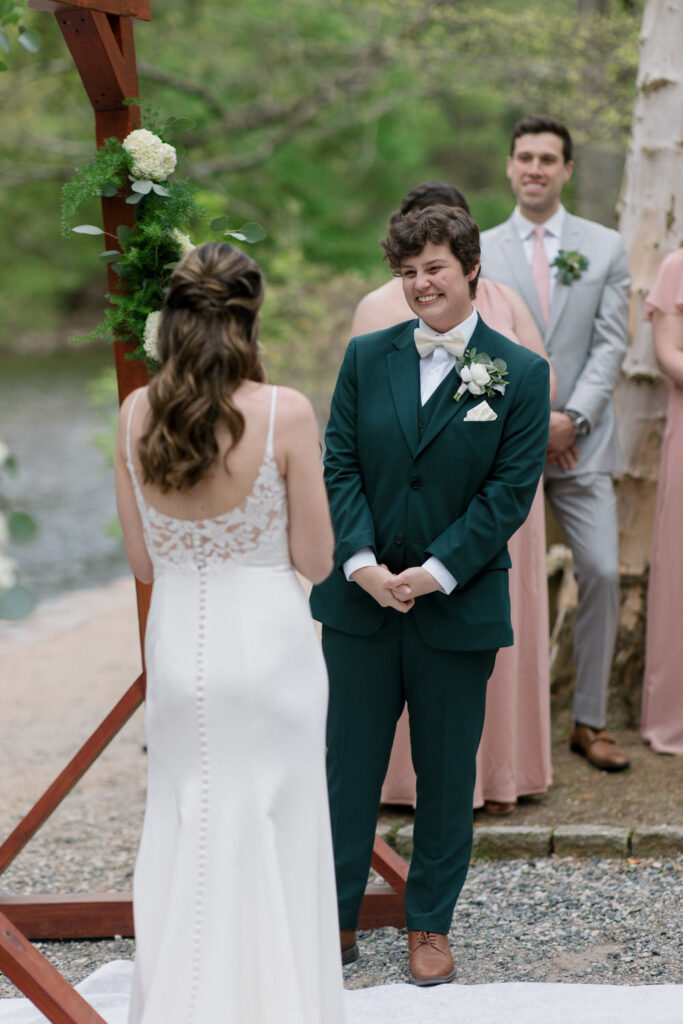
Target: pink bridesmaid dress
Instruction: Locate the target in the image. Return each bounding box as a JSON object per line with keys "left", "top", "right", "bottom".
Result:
{"left": 640, "top": 249, "right": 683, "bottom": 755}
{"left": 381, "top": 278, "right": 552, "bottom": 809}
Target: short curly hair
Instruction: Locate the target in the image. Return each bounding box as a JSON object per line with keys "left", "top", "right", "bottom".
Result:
{"left": 381, "top": 205, "right": 481, "bottom": 298}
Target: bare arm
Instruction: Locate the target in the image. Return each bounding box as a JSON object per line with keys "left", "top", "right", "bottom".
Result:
{"left": 114, "top": 391, "right": 154, "bottom": 584}
{"left": 503, "top": 284, "right": 558, "bottom": 402}
{"left": 652, "top": 310, "right": 683, "bottom": 389}
{"left": 278, "top": 389, "right": 335, "bottom": 585}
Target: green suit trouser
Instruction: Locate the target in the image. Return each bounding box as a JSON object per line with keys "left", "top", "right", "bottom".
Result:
{"left": 323, "top": 612, "right": 497, "bottom": 935}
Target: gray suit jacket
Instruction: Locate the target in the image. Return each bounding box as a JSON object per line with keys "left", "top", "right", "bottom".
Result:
{"left": 480, "top": 211, "right": 630, "bottom": 477}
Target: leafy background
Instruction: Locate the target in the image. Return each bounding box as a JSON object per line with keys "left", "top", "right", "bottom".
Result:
{"left": 0, "top": 0, "right": 643, "bottom": 401}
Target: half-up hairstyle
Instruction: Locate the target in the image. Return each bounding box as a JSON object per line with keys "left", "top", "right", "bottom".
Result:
{"left": 139, "top": 242, "right": 266, "bottom": 492}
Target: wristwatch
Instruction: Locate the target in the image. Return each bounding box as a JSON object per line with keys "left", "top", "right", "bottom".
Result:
{"left": 564, "top": 409, "right": 590, "bottom": 436}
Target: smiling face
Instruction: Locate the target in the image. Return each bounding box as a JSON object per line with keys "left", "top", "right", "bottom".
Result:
{"left": 400, "top": 241, "right": 479, "bottom": 333}
{"left": 506, "top": 132, "right": 573, "bottom": 223}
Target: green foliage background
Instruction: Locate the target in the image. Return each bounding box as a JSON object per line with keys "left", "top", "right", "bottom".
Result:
{"left": 0, "top": 0, "right": 643, "bottom": 398}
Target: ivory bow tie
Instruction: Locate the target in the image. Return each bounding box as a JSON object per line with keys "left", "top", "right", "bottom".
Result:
{"left": 414, "top": 327, "right": 467, "bottom": 359}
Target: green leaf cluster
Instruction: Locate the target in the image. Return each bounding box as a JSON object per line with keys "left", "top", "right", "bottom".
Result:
{"left": 0, "top": 0, "right": 40, "bottom": 72}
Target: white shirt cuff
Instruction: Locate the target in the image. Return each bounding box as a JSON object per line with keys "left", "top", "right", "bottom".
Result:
{"left": 343, "top": 547, "right": 378, "bottom": 581}
{"left": 422, "top": 556, "right": 457, "bottom": 595}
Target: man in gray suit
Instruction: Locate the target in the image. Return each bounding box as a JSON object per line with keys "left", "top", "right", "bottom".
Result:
{"left": 480, "top": 115, "right": 630, "bottom": 772}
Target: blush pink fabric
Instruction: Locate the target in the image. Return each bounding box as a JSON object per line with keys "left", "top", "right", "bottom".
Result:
{"left": 641, "top": 249, "right": 683, "bottom": 755}
{"left": 381, "top": 278, "right": 552, "bottom": 808}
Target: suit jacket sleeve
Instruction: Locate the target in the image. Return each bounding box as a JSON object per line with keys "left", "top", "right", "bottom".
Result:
{"left": 564, "top": 237, "right": 630, "bottom": 427}
{"left": 323, "top": 338, "right": 377, "bottom": 569}
{"left": 425, "top": 355, "right": 550, "bottom": 587}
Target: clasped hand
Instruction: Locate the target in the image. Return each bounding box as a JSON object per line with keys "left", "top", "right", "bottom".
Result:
{"left": 546, "top": 411, "right": 580, "bottom": 471}
{"left": 350, "top": 565, "right": 440, "bottom": 612}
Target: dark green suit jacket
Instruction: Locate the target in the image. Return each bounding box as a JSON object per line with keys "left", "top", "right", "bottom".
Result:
{"left": 310, "top": 315, "right": 550, "bottom": 652}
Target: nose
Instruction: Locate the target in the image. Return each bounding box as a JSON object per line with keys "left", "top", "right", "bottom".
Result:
{"left": 415, "top": 269, "right": 433, "bottom": 291}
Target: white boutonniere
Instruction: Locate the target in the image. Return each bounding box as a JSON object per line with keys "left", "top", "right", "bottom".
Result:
{"left": 454, "top": 348, "right": 508, "bottom": 402}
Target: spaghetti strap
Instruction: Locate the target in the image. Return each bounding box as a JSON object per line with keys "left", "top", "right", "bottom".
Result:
{"left": 265, "top": 386, "right": 278, "bottom": 459}
{"left": 126, "top": 390, "right": 142, "bottom": 466}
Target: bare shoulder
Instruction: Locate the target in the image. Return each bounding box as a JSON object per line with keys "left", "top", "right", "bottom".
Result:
{"left": 351, "top": 278, "right": 407, "bottom": 335}
{"left": 119, "top": 386, "right": 149, "bottom": 419}
{"left": 274, "top": 385, "right": 316, "bottom": 427}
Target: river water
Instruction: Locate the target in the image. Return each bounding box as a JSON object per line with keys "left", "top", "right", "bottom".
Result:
{"left": 0, "top": 347, "right": 129, "bottom": 605}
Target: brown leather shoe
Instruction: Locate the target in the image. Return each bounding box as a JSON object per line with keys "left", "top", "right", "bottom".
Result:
{"left": 570, "top": 724, "right": 630, "bottom": 772}
{"left": 408, "top": 930, "right": 456, "bottom": 986}
{"left": 340, "top": 929, "right": 359, "bottom": 965}
{"left": 483, "top": 800, "right": 516, "bottom": 816}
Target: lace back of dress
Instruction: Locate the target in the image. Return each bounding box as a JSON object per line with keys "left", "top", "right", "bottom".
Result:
{"left": 126, "top": 387, "right": 290, "bottom": 574}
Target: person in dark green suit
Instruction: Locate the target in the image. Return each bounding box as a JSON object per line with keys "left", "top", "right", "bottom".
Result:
{"left": 310, "top": 205, "right": 550, "bottom": 985}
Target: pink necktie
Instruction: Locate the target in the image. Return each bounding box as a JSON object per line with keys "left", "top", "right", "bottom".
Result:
{"left": 532, "top": 225, "right": 550, "bottom": 325}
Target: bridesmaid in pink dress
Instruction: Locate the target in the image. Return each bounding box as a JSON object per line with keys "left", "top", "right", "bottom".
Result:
{"left": 640, "top": 248, "right": 683, "bottom": 755}
{"left": 350, "top": 183, "right": 555, "bottom": 814}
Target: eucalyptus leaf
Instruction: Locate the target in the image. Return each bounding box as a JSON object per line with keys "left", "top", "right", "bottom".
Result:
{"left": 9, "top": 510, "right": 37, "bottom": 542}
{"left": 163, "top": 117, "right": 196, "bottom": 133}
{"left": 126, "top": 192, "right": 142, "bottom": 205}
{"left": 210, "top": 216, "right": 229, "bottom": 233}
{"left": 151, "top": 183, "right": 170, "bottom": 197}
{"left": 131, "top": 178, "right": 153, "bottom": 194}
{"left": 73, "top": 224, "right": 104, "bottom": 235}
{"left": 100, "top": 183, "right": 118, "bottom": 198}
{"left": 492, "top": 358, "right": 507, "bottom": 372}
{"left": 18, "top": 28, "right": 40, "bottom": 53}
{"left": 474, "top": 351, "right": 491, "bottom": 363}
{"left": 0, "top": 27, "right": 9, "bottom": 52}
{"left": 117, "top": 225, "right": 132, "bottom": 246}
{"left": 228, "top": 232, "right": 247, "bottom": 241}
{"left": 163, "top": 261, "right": 179, "bottom": 271}
{"left": 111, "top": 262, "right": 124, "bottom": 276}
{"left": 98, "top": 249, "right": 121, "bottom": 263}
{"left": 231, "top": 221, "right": 266, "bottom": 243}
{"left": 0, "top": 585, "right": 34, "bottom": 621}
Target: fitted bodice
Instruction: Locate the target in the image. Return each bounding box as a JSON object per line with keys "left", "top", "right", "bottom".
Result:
{"left": 126, "top": 387, "right": 291, "bottom": 575}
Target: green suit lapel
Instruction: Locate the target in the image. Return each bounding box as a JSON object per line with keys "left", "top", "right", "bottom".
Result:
{"left": 415, "top": 316, "right": 487, "bottom": 456}
{"left": 387, "top": 320, "right": 421, "bottom": 454}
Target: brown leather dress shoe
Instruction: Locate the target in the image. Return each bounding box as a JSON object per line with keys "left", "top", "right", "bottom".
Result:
{"left": 570, "top": 724, "right": 630, "bottom": 772}
{"left": 408, "top": 930, "right": 456, "bottom": 986}
{"left": 340, "top": 929, "right": 359, "bottom": 965}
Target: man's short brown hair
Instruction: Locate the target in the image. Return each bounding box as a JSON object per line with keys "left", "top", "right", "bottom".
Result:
{"left": 381, "top": 205, "right": 481, "bottom": 297}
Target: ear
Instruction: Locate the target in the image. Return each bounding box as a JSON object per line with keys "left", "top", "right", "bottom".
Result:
{"left": 467, "top": 261, "right": 481, "bottom": 282}
{"left": 505, "top": 155, "right": 514, "bottom": 181}
{"left": 562, "top": 160, "right": 574, "bottom": 184}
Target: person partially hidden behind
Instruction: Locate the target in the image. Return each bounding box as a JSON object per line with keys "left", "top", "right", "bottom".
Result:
{"left": 481, "top": 115, "right": 631, "bottom": 772}
{"left": 310, "top": 206, "right": 550, "bottom": 985}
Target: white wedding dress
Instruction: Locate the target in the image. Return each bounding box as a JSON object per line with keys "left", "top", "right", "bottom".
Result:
{"left": 123, "top": 386, "right": 346, "bottom": 1024}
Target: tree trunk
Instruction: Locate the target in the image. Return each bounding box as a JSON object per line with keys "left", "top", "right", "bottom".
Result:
{"left": 611, "top": 0, "right": 683, "bottom": 725}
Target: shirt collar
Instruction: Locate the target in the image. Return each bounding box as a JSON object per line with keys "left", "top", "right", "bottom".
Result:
{"left": 417, "top": 305, "right": 479, "bottom": 342}
{"left": 513, "top": 204, "right": 566, "bottom": 241}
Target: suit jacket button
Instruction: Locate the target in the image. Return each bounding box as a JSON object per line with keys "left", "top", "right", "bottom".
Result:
{"left": 410, "top": 477, "right": 421, "bottom": 490}
{"left": 395, "top": 534, "right": 404, "bottom": 545}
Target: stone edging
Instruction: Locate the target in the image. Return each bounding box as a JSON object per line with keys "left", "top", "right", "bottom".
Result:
{"left": 377, "top": 823, "right": 683, "bottom": 861}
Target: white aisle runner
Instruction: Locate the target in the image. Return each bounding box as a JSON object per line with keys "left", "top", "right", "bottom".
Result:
{"left": 0, "top": 962, "right": 680, "bottom": 1024}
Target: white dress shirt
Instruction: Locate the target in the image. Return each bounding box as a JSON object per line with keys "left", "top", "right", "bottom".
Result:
{"left": 512, "top": 205, "right": 566, "bottom": 303}
{"left": 343, "top": 308, "right": 480, "bottom": 595}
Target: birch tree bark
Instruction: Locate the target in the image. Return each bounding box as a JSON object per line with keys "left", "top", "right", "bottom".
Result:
{"left": 611, "top": 0, "right": 683, "bottom": 724}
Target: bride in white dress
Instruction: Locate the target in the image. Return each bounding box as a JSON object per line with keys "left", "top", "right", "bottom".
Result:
{"left": 113, "top": 242, "right": 346, "bottom": 1024}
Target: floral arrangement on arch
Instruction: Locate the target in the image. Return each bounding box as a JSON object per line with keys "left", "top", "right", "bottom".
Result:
{"left": 61, "top": 118, "right": 265, "bottom": 364}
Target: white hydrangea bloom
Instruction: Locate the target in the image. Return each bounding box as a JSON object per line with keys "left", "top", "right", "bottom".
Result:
{"left": 171, "top": 229, "right": 195, "bottom": 256}
{"left": 0, "top": 440, "right": 9, "bottom": 468}
{"left": 0, "top": 512, "right": 8, "bottom": 550}
{"left": 143, "top": 310, "right": 162, "bottom": 363}
{"left": 0, "top": 554, "right": 17, "bottom": 592}
{"left": 123, "top": 129, "right": 177, "bottom": 183}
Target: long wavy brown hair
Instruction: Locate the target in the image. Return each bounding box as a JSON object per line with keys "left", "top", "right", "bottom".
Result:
{"left": 139, "top": 242, "right": 266, "bottom": 492}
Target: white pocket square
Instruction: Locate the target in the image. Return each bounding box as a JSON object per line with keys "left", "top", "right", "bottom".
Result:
{"left": 464, "top": 400, "right": 497, "bottom": 422}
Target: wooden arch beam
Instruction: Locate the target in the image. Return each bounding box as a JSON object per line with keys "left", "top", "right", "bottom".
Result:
{"left": 28, "top": 1, "right": 151, "bottom": 21}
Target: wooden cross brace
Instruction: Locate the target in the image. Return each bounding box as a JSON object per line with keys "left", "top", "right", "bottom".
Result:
{"left": 1, "top": 4, "right": 408, "bottom": 1021}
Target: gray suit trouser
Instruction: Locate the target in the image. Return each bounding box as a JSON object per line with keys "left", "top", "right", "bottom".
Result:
{"left": 545, "top": 472, "right": 619, "bottom": 729}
